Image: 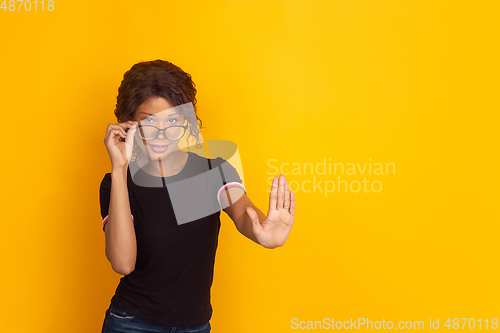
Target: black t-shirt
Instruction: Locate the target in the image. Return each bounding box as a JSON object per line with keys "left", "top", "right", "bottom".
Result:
{"left": 99, "top": 151, "right": 245, "bottom": 327}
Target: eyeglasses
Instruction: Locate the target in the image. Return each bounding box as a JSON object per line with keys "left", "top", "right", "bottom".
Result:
{"left": 137, "top": 124, "right": 189, "bottom": 141}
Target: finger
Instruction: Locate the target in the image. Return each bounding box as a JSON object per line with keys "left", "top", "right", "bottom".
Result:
{"left": 268, "top": 176, "right": 278, "bottom": 212}
{"left": 283, "top": 179, "right": 290, "bottom": 210}
{"left": 125, "top": 125, "right": 137, "bottom": 160}
{"left": 125, "top": 124, "right": 137, "bottom": 140}
{"left": 117, "top": 121, "right": 137, "bottom": 136}
{"left": 246, "top": 207, "right": 263, "bottom": 237}
{"left": 108, "top": 128, "right": 125, "bottom": 143}
{"left": 106, "top": 123, "right": 128, "bottom": 141}
{"left": 277, "top": 174, "right": 285, "bottom": 209}
{"left": 105, "top": 123, "right": 116, "bottom": 140}
{"left": 289, "top": 190, "right": 295, "bottom": 216}
{"left": 118, "top": 120, "right": 137, "bottom": 127}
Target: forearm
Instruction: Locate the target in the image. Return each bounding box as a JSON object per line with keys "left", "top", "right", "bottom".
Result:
{"left": 105, "top": 167, "right": 137, "bottom": 275}
{"left": 235, "top": 204, "right": 267, "bottom": 246}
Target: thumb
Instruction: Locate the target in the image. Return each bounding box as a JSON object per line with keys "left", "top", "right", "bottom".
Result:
{"left": 125, "top": 125, "right": 137, "bottom": 163}
{"left": 246, "top": 207, "right": 262, "bottom": 236}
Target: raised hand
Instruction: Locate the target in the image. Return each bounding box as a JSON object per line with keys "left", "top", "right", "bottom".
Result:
{"left": 103, "top": 120, "right": 138, "bottom": 170}
{"left": 245, "top": 174, "right": 295, "bottom": 249}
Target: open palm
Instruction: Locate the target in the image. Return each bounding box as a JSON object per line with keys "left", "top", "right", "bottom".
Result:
{"left": 246, "top": 175, "right": 295, "bottom": 249}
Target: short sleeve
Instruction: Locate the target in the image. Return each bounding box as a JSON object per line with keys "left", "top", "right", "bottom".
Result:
{"left": 99, "top": 173, "right": 111, "bottom": 220}
{"left": 211, "top": 157, "right": 246, "bottom": 210}
{"left": 99, "top": 173, "right": 134, "bottom": 232}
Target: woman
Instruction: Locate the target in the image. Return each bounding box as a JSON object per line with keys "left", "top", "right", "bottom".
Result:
{"left": 99, "top": 59, "right": 295, "bottom": 333}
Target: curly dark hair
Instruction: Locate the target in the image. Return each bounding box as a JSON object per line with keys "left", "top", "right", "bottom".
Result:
{"left": 114, "top": 59, "right": 203, "bottom": 161}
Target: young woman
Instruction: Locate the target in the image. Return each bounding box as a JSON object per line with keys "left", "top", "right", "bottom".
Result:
{"left": 99, "top": 59, "right": 295, "bottom": 333}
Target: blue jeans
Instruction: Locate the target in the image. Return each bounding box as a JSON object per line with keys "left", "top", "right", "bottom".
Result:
{"left": 101, "top": 303, "right": 211, "bottom": 333}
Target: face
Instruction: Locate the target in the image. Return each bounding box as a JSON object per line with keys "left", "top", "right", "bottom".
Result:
{"left": 133, "top": 96, "right": 187, "bottom": 159}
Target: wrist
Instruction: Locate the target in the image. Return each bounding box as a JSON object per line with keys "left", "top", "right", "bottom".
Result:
{"left": 111, "top": 167, "right": 128, "bottom": 178}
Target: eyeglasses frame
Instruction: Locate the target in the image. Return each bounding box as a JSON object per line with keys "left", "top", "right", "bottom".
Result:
{"left": 136, "top": 123, "right": 190, "bottom": 141}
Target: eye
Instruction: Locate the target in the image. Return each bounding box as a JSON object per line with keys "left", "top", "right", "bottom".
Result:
{"left": 168, "top": 118, "right": 179, "bottom": 124}
{"left": 144, "top": 117, "right": 155, "bottom": 123}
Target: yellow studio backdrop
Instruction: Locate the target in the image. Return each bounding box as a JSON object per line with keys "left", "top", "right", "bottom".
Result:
{"left": 1, "top": 0, "right": 498, "bottom": 332}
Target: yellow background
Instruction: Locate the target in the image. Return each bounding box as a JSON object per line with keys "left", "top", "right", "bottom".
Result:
{"left": 1, "top": 0, "right": 498, "bottom": 331}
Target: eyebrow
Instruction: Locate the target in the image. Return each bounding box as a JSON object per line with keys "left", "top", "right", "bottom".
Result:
{"left": 140, "top": 112, "right": 180, "bottom": 117}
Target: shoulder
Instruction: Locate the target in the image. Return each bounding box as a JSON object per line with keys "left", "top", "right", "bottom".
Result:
{"left": 185, "top": 152, "right": 241, "bottom": 181}
{"left": 187, "top": 152, "right": 226, "bottom": 169}
{"left": 210, "top": 156, "right": 227, "bottom": 168}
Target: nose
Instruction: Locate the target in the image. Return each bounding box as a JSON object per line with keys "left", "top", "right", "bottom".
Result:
{"left": 154, "top": 127, "right": 173, "bottom": 143}
{"left": 157, "top": 129, "right": 167, "bottom": 139}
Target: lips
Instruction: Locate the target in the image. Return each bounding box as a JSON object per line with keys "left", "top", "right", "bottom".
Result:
{"left": 150, "top": 144, "right": 169, "bottom": 153}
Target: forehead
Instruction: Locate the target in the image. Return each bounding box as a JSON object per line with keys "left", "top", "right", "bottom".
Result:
{"left": 135, "top": 97, "right": 184, "bottom": 117}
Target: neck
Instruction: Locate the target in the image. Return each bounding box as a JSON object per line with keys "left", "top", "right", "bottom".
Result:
{"left": 138, "top": 149, "right": 189, "bottom": 177}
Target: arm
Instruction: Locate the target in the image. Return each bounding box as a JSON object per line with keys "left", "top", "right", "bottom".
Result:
{"left": 105, "top": 167, "right": 137, "bottom": 275}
